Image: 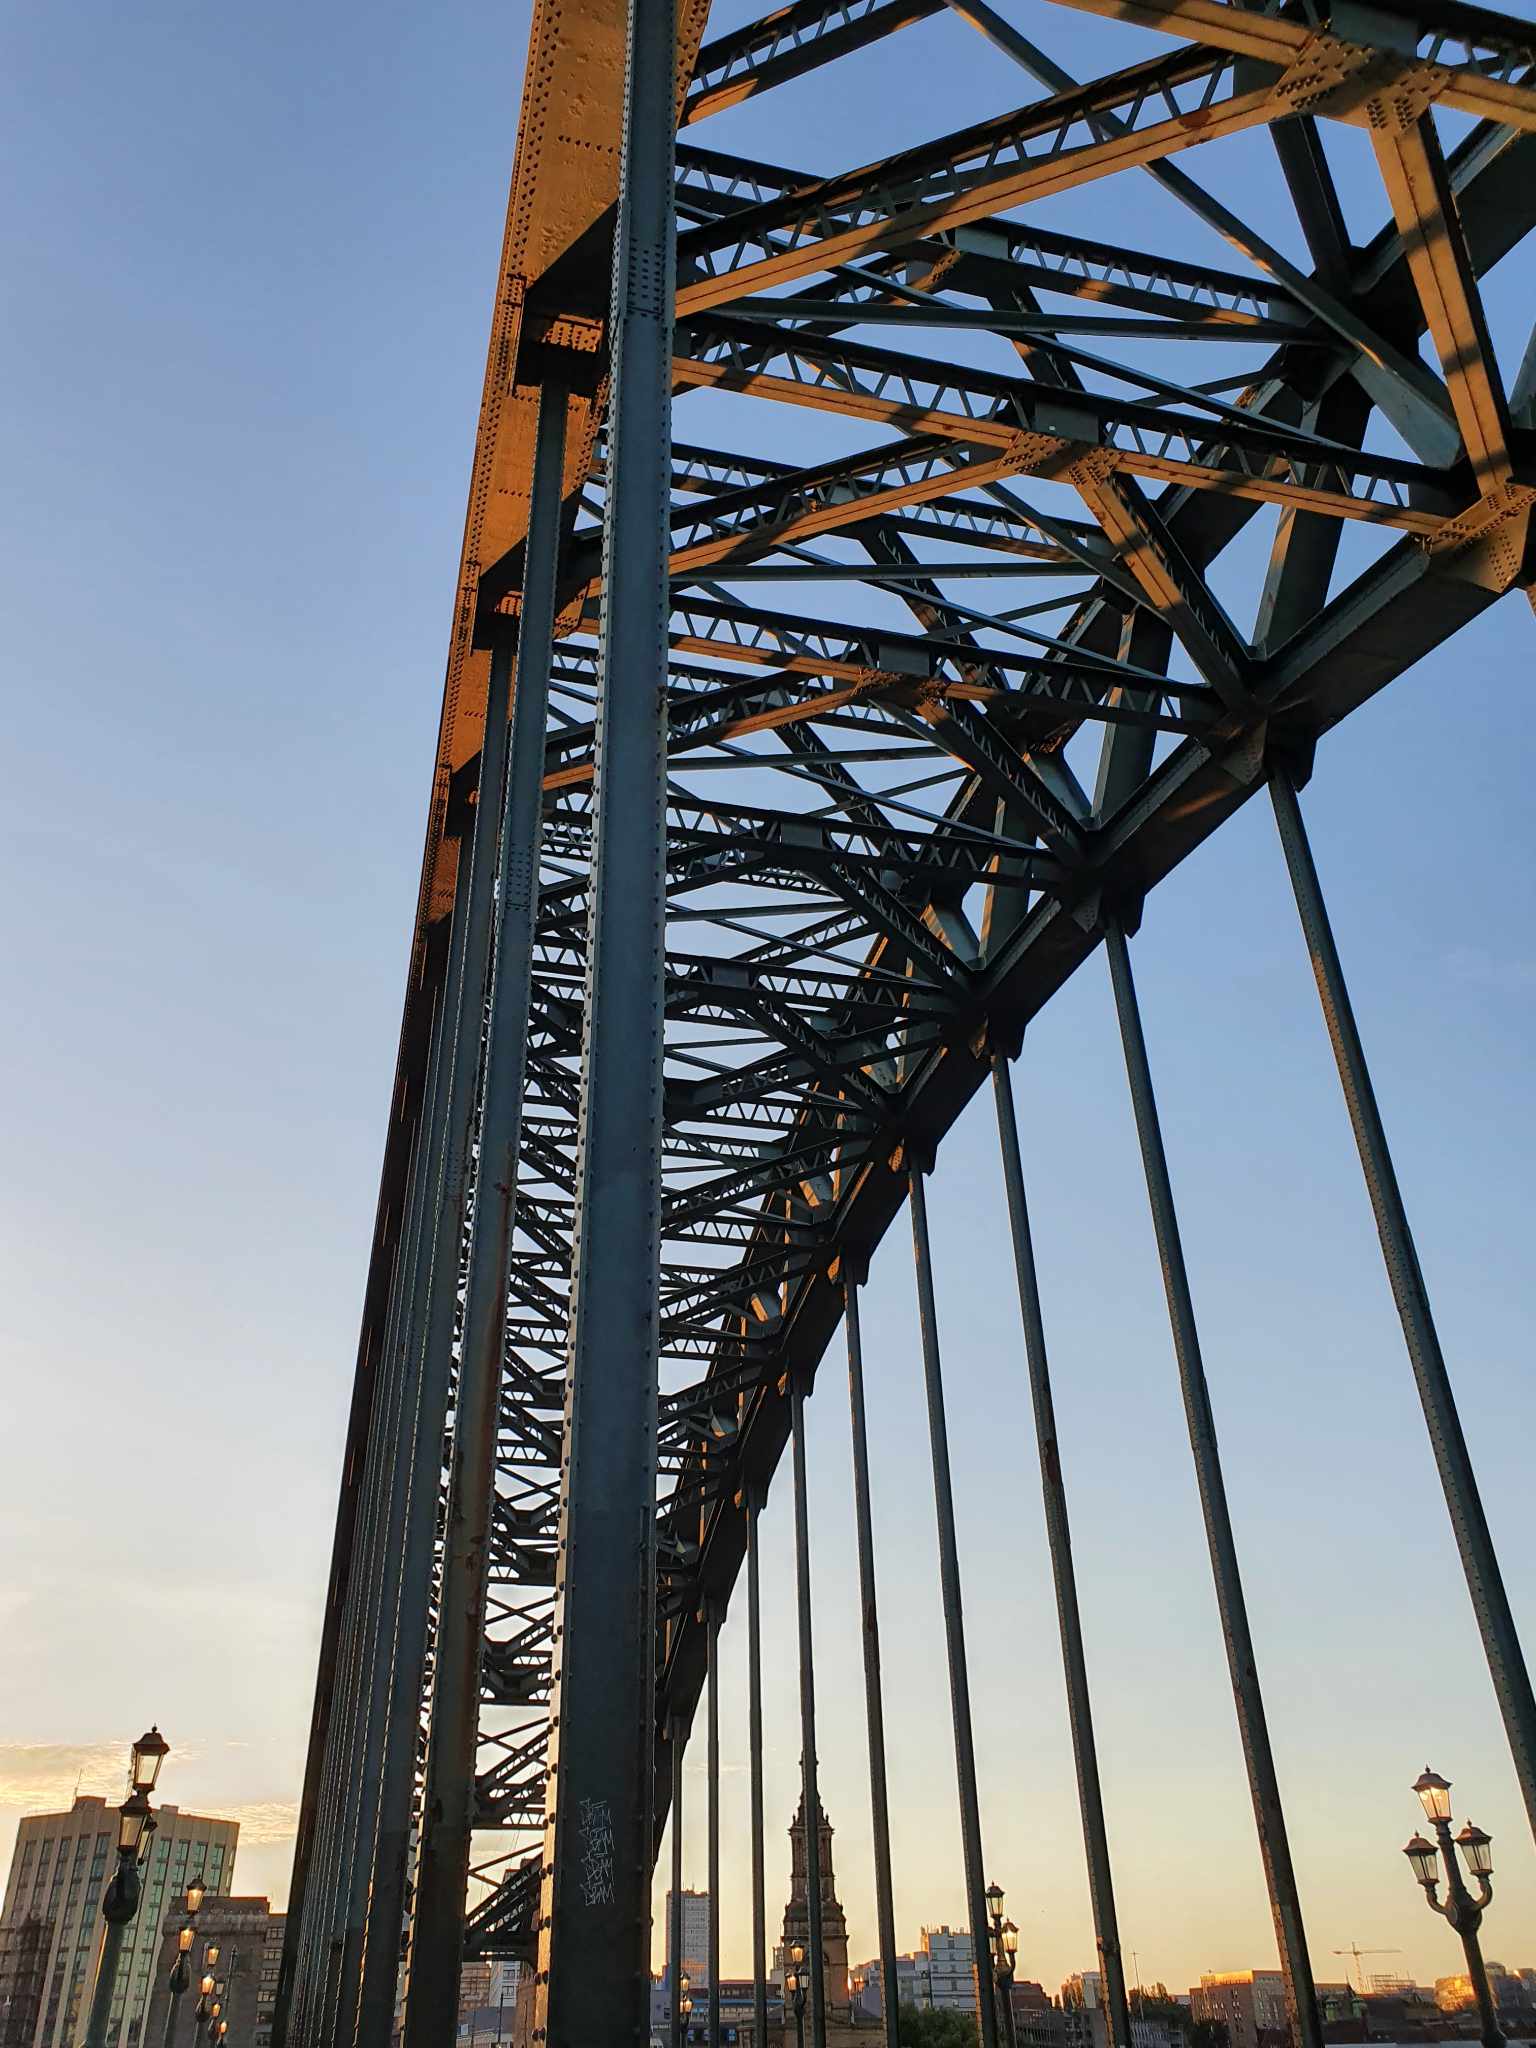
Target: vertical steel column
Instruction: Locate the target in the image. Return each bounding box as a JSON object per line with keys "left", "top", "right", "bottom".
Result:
{"left": 992, "top": 1054, "right": 1133, "bottom": 2048}
{"left": 354, "top": 639, "right": 517, "bottom": 2046}
{"left": 670, "top": 1724, "right": 685, "bottom": 2048}
{"left": 746, "top": 1492, "right": 769, "bottom": 2048}
{"left": 407, "top": 376, "right": 570, "bottom": 2046}
{"left": 534, "top": 0, "right": 674, "bottom": 2024}
{"left": 1104, "top": 918, "right": 1322, "bottom": 2048}
{"left": 320, "top": 865, "right": 472, "bottom": 2045}
{"left": 316, "top": 986, "right": 450, "bottom": 2042}
{"left": 789, "top": 1378, "right": 828, "bottom": 2048}
{"left": 844, "top": 1274, "right": 900, "bottom": 2048}
{"left": 908, "top": 1166, "right": 1000, "bottom": 2048}
{"left": 1270, "top": 770, "right": 1536, "bottom": 1840}
{"left": 292, "top": 1232, "right": 405, "bottom": 2041}
{"left": 290, "top": 952, "right": 449, "bottom": 2045}
{"left": 707, "top": 1603, "right": 721, "bottom": 2048}
{"left": 311, "top": 1157, "right": 418, "bottom": 2042}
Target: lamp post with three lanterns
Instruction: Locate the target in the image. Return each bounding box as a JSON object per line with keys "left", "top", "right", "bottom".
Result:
{"left": 194, "top": 1942, "right": 221, "bottom": 2038}
{"left": 676, "top": 1970, "right": 692, "bottom": 2046}
{"left": 1403, "top": 1767, "right": 1502, "bottom": 2048}
{"left": 82, "top": 1728, "right": 170, "bottom": 2048}
{"left": 161, "top": 1876, "right": 206, "bottom": 2046}
{"left": 785, "top": 1940, "right": 808, "bottom": 2048}
{"left": 986, "top": 1882, "right": 1021, "bottom": 2048}
{"left": 202, "top": 1960, "right": 234, "bottom": 2044}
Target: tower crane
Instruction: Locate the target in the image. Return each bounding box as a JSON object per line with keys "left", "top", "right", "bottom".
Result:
{"left": 1333, "top": 1946, "right": 1403, "bottom": 1992}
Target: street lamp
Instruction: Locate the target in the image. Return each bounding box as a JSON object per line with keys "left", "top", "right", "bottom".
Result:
{"left": 165, "top": 1877, "right": 207, "bottom": 2046}
{"left": 675, "top": 1971, "right": 691, "bottom": 2048}
{"left": 202, "top": 1942, "right": 240, "bottom": 2045}
{"left": 131, "top": 1728, "right": 170, "bottom": 1795}
{"left": 987, "top": 1881, "right": 1021, "bottom": 2048}
{"left": 1404, "top": 1767, "right": 1502, "bottom": 2048}
{"left": 82, "top": 1730, "right": 170, "bottom": 2048}
{"left": 787, "top": 1941, "right": 808, "bottom": 2048}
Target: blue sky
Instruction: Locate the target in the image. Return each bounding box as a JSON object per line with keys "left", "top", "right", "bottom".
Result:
{"left": 2, "top": 0, "right": 1534, "bottom": 2001}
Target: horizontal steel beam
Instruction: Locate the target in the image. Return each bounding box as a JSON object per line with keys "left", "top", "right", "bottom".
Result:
{"left": 687, "top": 0, "right": 945, "bottom": 122}
{"left": 1037, "top": 0, "right": 1536, "bottom": 129}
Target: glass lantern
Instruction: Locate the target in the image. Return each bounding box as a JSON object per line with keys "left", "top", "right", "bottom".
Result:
{"left": 1457, "top": 1823, "right": 1493, "bottom": 1879}
{"left": 130, "top": 1728, "right": 170, "bottom": 1794}
{"left": 1413, "top": 1769, "right": 1452, "bottom": 1825}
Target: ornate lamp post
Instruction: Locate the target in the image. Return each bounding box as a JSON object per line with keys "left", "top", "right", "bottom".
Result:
{"left": 195, "top": 1940, "right": 221, "bottom": 2029}
{"left": 1404, "top": 1768, "right": 1502, "bottom": 2048}
{"left": 986, "top": 1883, "right": 1021, "bottom": 2048}
{"left": 787, "top": 1941, "right": 807, "bottom": 2048}
{"left": 202, "top": 1940, "right": 242, "bottom": 2044}
{"left": 163, "top": 1876, "right": 206, "bottom": 2046}
{"left": 674, "top": 1971, "right": 690, "bottom": 2048}
{"left": 82, "top": 1728, "right": 170, "bottom": 2048}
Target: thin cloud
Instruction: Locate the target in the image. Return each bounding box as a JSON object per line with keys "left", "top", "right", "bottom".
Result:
{"left": 1446, "top": 946, "right": 1536, "bottom": 993}
{"left": 0, "top": 1738, "right": 209, "bottom": 1813}
{"left": 0, "top": 1757, "right": 299, "bottom": 1867}
{"left": 0, "top": 1741, "right": 127, "bottom": 1808}
{"left": 222, "top": 1801, "right": 298, "bottom": 1845}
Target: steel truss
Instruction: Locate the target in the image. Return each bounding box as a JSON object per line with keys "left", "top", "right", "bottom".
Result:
{"left": 276, "top": 0, "right": 1536, "bottom": 2041}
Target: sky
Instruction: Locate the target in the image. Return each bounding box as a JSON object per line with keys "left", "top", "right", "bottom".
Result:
{"left": 2, "top": 0, "right": 1536, "bottom": 2007}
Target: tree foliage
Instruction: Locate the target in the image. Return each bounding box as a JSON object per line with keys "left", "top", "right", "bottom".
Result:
{"left": 1132, "top": 1984, "right": 1189, "bottom": 2025}
{"left": 897, "top": 2004, "right": 980, "bottom": 2047}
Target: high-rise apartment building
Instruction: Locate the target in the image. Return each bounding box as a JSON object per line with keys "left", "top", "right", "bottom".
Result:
{"left": 850, "top": 1928, "right": 978, "bottom": 2017}
{"left": 487, "top": 1957, "right": 523, "bottom": 2011}
{"left": 1190, "top": 1971, "right": 1288, "bottom": 2048}
{"left": 460, "top": 1958, "right": 494, "bottom": 2020}
{"left": 0, "top": 1798, "right": 237, "bottom": 2048}
{"left": 664, "top": 1888, "right": 712, "bottom": 1987}
{"left": 850, "top": 1953, "right": 931, "bottom": 2017}
{"left": 922, "top": 1926, "right": 978, "bottom": 2012}
{"left": 456, "top": 1955, "right": 522, "bottom": 2042}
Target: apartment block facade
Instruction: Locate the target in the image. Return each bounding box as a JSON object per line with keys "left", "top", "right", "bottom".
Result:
{"left": 0, "top": 1798, "right": 237, "bottom": 2048}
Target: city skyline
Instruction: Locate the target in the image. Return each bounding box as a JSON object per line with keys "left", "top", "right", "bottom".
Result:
{"left": 3, "top": 0, "right": 1535, "bottom": 2022}
{"left": 5, "top": 1794, "right": 1524, "bottom": 2033}
{"left": 0, "top": 1742, "right": 1529, "bottom": 2005}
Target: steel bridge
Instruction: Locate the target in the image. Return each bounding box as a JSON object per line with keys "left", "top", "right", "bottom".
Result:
{"left": 273, "top": 0, "right": 1536, "bottom": 2040}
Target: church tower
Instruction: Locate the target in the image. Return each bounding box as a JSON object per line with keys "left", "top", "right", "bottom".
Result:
{"left": 781, "top": 1789, "right": 850, "bottom": 2016}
